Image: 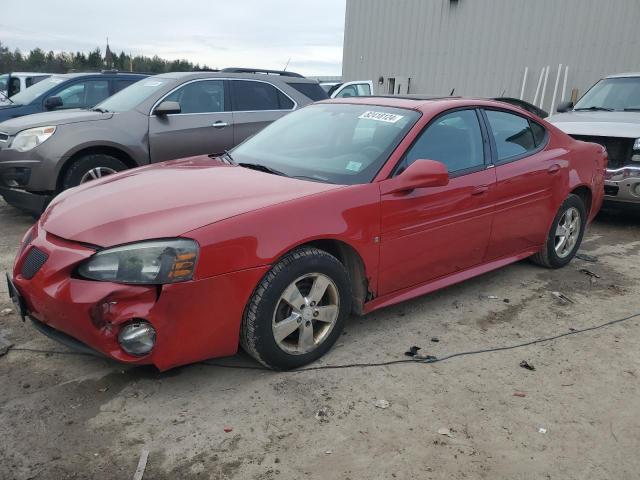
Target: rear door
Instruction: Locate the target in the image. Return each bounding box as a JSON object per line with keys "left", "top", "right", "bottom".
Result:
{"left": 148, "top": 79, "right": 232, "bottom": 162}
{"left": 230, "top": 79, "right": 296, "bottom": 145}
{"left": 378, "top": 108, "right": 497, "bottom": 295}
{"left": 331, "top": 81, "right": 374, "bottom": 98}
{"left": 481, "top": 108, "right": 558, "bottom": 259}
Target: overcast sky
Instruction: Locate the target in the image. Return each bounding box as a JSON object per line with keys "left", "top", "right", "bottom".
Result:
{"left": 1, "top": 0, "right": 346, "bottom": 76}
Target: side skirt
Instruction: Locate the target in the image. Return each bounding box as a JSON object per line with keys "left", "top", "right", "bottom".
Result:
{"left": 363, "top": 248, "right": 539, "bottom": 314}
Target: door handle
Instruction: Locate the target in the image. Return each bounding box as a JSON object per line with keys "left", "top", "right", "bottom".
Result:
{"left": 471, "top": 185, "right": 489, "bottom": 195}
{"left": 212, "top": 121, "right": 230, "bottom": 128}
{"left": 547, "top": 164, "right": 560, "bottom": 174}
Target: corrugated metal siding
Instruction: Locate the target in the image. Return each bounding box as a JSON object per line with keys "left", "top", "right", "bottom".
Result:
{"left": 343, "top": 0, "right": 640, "bottom": 111}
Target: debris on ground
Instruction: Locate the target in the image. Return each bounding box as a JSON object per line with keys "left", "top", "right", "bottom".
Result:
{"left": 414, "top": 353, "right": 437, "bottom": 362}
{"left": 1, "top": 308, "right": 13, "bottom": 316}
{"left": 609, "top": 284, "right": 627, "bottom": 294}
{"left": 430, "top": 337, "right": 440, "bottom": 343}
{"left": 324, "top": 450, "right": 333, "bottom": 455}
{"left": 374, "top": 399, "right": 390, "bottom": 409}
{"left": 503, "top": 298, "right": 510, "bottom": 303}
{"left": 520, "top": 360, "right": 536, "bottom": 371}
{"left": 315, "top": 406, "right": 334, "bottom": 421}
{"left": 481, "top": 294, "right": 499, "bottom": 300}
{"left": 223, "top": 427, "right": 233, "bottom": 433}
{"left": 538, "top": 427, "right": 547, "bottom": 434}
{"left": 97, "top": 387, "right": 108, "bottom": 393}
{"left": 551, "top": 291, "right": 574, "bottom": 304}
{"left": 404, "top": 345, "right": 421, "bottom": 357}
{"left": 0, "top": 334, "right": 13, "bottom": 357}
{"left": 133, "top": 449, "right": 149, "bottom": 480}
{"left": 513, "top": 392, "right": 527, "bottom": 397}
{"left": 579, "top": 268, "right": 601, "bottom": 279}
{"left": 576, "top": 253, "right": 598, "bottom": 263}
{"left": 437, "top": 427, "right": 453, "bottom": 437}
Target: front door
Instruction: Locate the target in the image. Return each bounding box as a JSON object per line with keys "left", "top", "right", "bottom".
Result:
{"left": 378, "top": 108, "right": 496, "bottom": 295}
{"left": 149, "top": 79, "right": 232, "bottom": 162}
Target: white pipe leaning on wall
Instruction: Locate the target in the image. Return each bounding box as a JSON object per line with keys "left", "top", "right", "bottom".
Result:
{"left": 561, "top": 65, "right": 569, "bottom": 103}
{"left": 539, "top": 66, "right": 550, "bottom": 109}
{"left": 550, "top": 64, "right": 563, "bottom": 114}
{"left": 532, "top": 68, "right": 545, "bottom": 106}
{"left": 520, "top": 67, "right": 529, "bottom": 100}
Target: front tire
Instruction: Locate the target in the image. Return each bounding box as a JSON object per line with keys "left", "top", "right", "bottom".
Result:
{"left": 531, "top": 194, "right": 586, "bottom": 268}
{"left": 240, "top": 247, "right": 352, "bottom": 370}
{"left": 62, "top": 154, "right": 127, "bottom": 190}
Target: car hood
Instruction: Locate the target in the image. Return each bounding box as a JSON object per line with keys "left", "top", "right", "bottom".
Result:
{"left": 41, "top": 156, "right": 343, "bottom": 247}
{"left": 0, "top": 109, "right": 113, "bottom": 133}
{"left": 547, "top": 111, "right": 640, "bottom": 138}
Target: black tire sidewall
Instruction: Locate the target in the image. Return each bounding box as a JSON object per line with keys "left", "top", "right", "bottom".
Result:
{"left": 545, "top": 195, "right": 587, "bottom": 268}
{"left": 62, "top": 154, "right": 127, "bottom": 190}
{"left": 249, "top": 251, "right": 352, "bottom": 370}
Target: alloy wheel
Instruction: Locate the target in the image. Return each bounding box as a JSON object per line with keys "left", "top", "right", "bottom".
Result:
{"left": 79, "top": 166, "right": 117, "bottom": 184}
{"left": 554, "top": 206, "right": 581, "bottom": 258}
{"left": 272, "top": 273, "right": 340, "bottom": 355}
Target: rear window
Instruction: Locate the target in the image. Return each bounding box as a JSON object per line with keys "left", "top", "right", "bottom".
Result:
{"left": 288, "top": 82, "right": 329, "bottom": 101}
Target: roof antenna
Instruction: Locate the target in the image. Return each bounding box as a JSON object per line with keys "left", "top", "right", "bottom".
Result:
{"left": 500, "top": 89, "right": 506, "bottom": 96}
{"left": 449, "top": 88, "right": 455, "bottom": 96}
{"left": 283, "top": 57, "right": 291, "bottom": 71}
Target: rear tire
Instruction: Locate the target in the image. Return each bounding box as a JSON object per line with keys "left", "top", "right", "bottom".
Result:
{"left": 531, "top": 194, "right": 586, "bottom": 269}
{"left": 61, "top": 154, "right": 127, "bottom": 190}
{"left": 240, "top": 247, "right": 352, "bottom": 370}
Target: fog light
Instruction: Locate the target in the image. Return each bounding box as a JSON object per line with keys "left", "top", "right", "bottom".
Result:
{"left": 118, "top": 320, "right": 156, "bottom": 356}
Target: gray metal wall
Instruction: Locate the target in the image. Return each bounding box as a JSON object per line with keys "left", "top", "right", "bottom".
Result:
{"left": 342, "top": 0, "right": 640, "bottom": 112}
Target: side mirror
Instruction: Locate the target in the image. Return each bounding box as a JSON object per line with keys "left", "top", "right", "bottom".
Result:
{"left": 44, "top": 96, "right": 63, "bottom": 110}
{"left": 556, "top": 100, "right": 573, "bottom": 113}
{"left": 382, "top": 159, "right": 449, "bottom": 194}
{"left": 153, "top": 101, "right": 181, "bottom": 116}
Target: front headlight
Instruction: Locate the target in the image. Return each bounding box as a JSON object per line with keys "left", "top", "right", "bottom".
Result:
{"left": 77, "top": 239, "right": 199, "bottom": 284}
{"left": 11, "top": 126, "right": 56, "bottom": 152}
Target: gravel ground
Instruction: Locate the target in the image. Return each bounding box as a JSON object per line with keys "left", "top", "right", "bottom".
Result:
{"left": 1, "top": 198, "right": 639, "bottom": 480}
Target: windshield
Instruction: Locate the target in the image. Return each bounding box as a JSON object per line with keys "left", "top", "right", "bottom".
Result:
{"left": 231, "top": 103, "right": 420, "bottom": 185}
{"left": 95, "top": 78, "right": 170, "bottom": 112}
{"left": 574, "top": 77, "right": 640, "bottom": 111}
{"left": 9, "top": 75, "right": 66, "bottom": 105}
{"left": 0, "top": 74, "right": 7, "bottom": 91}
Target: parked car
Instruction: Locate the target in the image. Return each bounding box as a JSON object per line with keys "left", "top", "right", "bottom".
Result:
{"left": 7, "top": 97, "right": 605, "bottom": 371}
{"left": 0, "top": 72, "right": 52, "bottom": 100}
{"left": 547, "top": 72, "right": 640, "bottom": 207}
{"left": 0, "top": 70, "right": 326, "bottom": 215}
{"left": 320, "top": 80, "right": 374, "bottom": 98}
{"left": 0, "top": 71, "right": 147, "bottom": 123}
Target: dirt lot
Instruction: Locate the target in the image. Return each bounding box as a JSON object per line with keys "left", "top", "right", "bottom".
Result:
{"left": 1, "top": 197, "right": 639, "bottom": 480}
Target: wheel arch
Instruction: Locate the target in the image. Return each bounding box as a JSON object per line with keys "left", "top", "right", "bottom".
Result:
{"left": 56, "top": 145, "right": 138, "bottom": 192}
{"left": 279, "top": 238, "right": 370, "bottom": 316}
{"left": 570, "top": 184, "right": 593, "bottom": 217}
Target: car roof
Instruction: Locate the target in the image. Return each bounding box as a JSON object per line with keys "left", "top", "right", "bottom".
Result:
{"left": 5, "top": 72, "right": 52, "bottom": 76}
{"left": 152, "top": 71, "right": 320, "bottom": 84}
{"left": 605, "top": 72, "right": 640, "bottom": 79}
{"left": 46, "top": 72, "right": 147, "bottom": 79}
{"left": 319, "top": 96, "right": 539, "bottom": 114}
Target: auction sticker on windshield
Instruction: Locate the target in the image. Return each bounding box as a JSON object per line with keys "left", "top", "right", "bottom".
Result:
{"left": 359, "top": 111, "right": 404, "bottom": 123}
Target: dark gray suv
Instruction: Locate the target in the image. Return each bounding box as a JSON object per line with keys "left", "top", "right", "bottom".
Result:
{"left": 0, "top": 69, "right": 328, "bottom": 214}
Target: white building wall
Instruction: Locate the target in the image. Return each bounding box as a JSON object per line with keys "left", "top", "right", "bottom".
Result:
{"left": 342, "top": 0, "right": 640, "bottom": 112}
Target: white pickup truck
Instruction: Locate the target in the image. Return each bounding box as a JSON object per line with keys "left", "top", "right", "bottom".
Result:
{"left": 547, "top": 73, "right": 640, "bottom": 206}
{"left": 0, "top": 72, "right": 51, "bottom": 101}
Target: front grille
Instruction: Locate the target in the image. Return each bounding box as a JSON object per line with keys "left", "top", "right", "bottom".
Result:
{"left": 21, "top": 247, "right": 48, "bottom": 280}
{"left": 571, "top": 135, "right": 634, "bottom": 169}
{"left": 0, "top": 132, "right": 8, "bottom": 142}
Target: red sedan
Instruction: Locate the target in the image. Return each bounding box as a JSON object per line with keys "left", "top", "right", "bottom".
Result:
{"left": 7, "top": 97, "right": 606, "bottom": 370}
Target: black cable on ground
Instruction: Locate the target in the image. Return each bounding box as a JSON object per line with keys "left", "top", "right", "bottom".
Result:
{"left": 6, "top": 311, "right": 640, "bottom": 372}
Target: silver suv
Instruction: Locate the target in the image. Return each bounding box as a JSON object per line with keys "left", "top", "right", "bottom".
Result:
{"left": 0, "top": 69, "right": 327, "bottom": 214}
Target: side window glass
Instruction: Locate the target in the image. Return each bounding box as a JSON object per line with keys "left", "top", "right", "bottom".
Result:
{"left": 485, "top": 110, "right": 536, "bottom": 161}
{"left": 55, "top": 80, "right": 110, "bottom": 109}
{"left": 114, "top": 79, "right": 139, "bottom": 93}
{"left": 9, "top": 77, "right": 20, "bottom": 96}
{"left": 530, "top": 121, "right": 547, "bottom": 147}
{"left": 335, "top": 85, "right": 358, "bottom": 98}
{"left": 164, "top": 80, "right": 225, "bottom": 114}
{"left": 402, "top": 109, "right": 485, "bottom": 174}
{"left": 232, "top": 80, "right": 293, "bottom": 111}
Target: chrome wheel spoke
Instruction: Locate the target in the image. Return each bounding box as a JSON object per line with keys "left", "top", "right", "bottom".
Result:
{"left": 308, "top": 275, "right": 330, "bottom": 304}
{"left": 554, "top": 207, "right": 581, "bottom": 258}
{"left": 273, "top": 313, "right": 301, "bottom": 343}
{"left": 315, "top": 305, "right": 338, "bottom": 323}
{"left": 80, "top": 166, "right": 117, "bottom": 184}
{"left": 281, "top": 283, "right": 305, "bottom": 311}
{"left": 298, "top": 322, "right": 315, "bottom": 350}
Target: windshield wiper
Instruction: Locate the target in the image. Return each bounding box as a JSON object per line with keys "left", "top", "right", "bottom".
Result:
{"left": 0, "top": 91, "right": 14, "bottom": 104}
{"left": 221, "top": 150, "right": 236, "bottom": 165}
{"left": 238, "top": 162, "right": 288, "bottom": 177}
{"left": 573, "top": 106, "right": 614, "bottom": 112}
{"left": 290, "top": 175, "right": 335, "bottom": 184}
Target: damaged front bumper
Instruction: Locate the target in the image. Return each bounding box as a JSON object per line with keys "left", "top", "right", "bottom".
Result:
{"left": 10, "top": 223, "right": 269, "bottom": 370}
{"left": 604, "top": 166, "right": 640, "bottom": 204}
